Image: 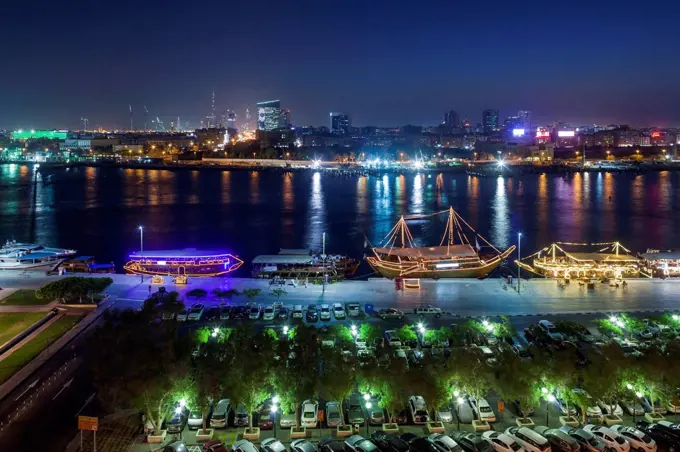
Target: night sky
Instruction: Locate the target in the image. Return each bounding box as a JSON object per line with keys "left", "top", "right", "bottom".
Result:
{"left": 2, "top": 0, "right": 679, "bottom": 130}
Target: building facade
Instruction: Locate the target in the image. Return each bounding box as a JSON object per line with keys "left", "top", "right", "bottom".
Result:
{"left": 482, "top": 110, "right": 499, "bottom": 135}
{"left": 330, "top": 113, "right": 351, "bottom": 134}
{"left": 257, "top": 100, "right": 281, "bottom": 131}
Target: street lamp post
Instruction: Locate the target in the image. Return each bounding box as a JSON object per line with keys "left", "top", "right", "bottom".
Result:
{"left": 456, "top": 394, "right": 464, "bottom": 431}
{"left": 517, "top": 232, "right": 522, "bottom": 294}
{"left": 271, "top": 396, "right": 279, "bottom": 439}
{"left": 365, "top": 401, "right": 372, "bottom": 436}
{"left": 138, "top": 225, "right": 144, "bottom": 282}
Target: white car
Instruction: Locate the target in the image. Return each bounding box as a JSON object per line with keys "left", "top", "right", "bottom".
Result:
{"left": 477, "top": 345, "right": 497, "bottom": 365}
{"left": 482, "top": 431, "right": 525, "bottom": 452}
{"left": 409, "top": 395, "right": 430, "bottom": 424}
{"left": 414, "top": 306, "right": 443, "bottom": 318}
{"left": 436, "top": 404, "right": 453, "bottom": 423}
{"left": 233, "top": 440, "right": 259, "bottom": 452}
{"left": 187, "top": 410, "right": 203, "bottom": 430}
{"left": 505, "top": 427, "right": 550, "bottom": 452}
{"left": 176, "top": 308, "right": 189, "bottom": 321}
{"left": 610, "top": 425, "right": 657, "bottom": 452}
{"left": 248, "top": 304, "right": 262, "bottom": 320}
{"left": 384, "top": 330, "right": 402, "bottom": 347}
{"left": 301, "top": 400, "right": 319, "bottom": 428}
{"left": 263, "top": 305, "right": 276, "bottom": 321}
{"left": 320, "top": 304, "right": 331, "bottom": 321}
{"left": 572, "top": 389, "right": 603, "bottom": 419}
{"left": 188, "top": 303, "right": 205, "bottom": 321}
{"left": 470, "top": 397, "right": 496, "bottom": 422}
{"left": 333, "top": 303, "right": 346, "bottom": 319}
{"left": 584, "top": 425, "right": 630, "bottom": 452}
{"left": 538, "top": 320, "right": 564, "bottom": 342}
{"left": 596, "top": 400, "right": 624, "bottom": 417}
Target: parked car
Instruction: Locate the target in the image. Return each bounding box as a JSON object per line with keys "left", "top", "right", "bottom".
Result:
{"left": 384, "top": 330, "right": 402, "bottom": 348}
{"left": 558, "top": 427, "right": 606, "bottom": 452}
{"left": 482, "top": 431, "right": 525, "bottom": 452}
{"left": 583, "top": 425, "right": 630, "bottom": 452}
{"left": 279, "top": 409, "right": 296, "bottom": 428}
{"left": 538, "top": 320, "right": 564, "bottom": 342}
{"left": 534, "top": 426, "right": 580, "bottom": 452}
{"left": 451, "top": 432, "right": 493, "bottom": 452}
{"left": 263, "top": 305, "right": 276, "bottom": 321}
{"left": 610, "top": 425, "right": 657, "bottom": 452}
{"left": 234, "top": 404, "right": 249, "bottom": 427}
{"left": 333, "top": 303, "right": 346, "bottom": 319}
{"left": 188, "top": 303, "right": 205, "bottom": 321}
{"left": 596, "top": 400, "right": 624, "bottom": 417}
{"left": 164, "top": 442, "right": 189, "bottom": 452}
{"left": 348, "top": 394, "right": 366, "bottom": 425}
{"left": 202, "top": 440, "right": 228, "bottom": 452}
{"left": 406, "top": 435, "right": 448, "bottom": 452}
{"left": 210, "top": 399, "right": 231, "bottom": 429}
{"left": 232, "top": 440, "right": 259, "bottom": 452}
{"left": 301, "top": 400, "right": 319, "bottom": 428}
{"left": 306, "top": 305, "right": 319, "bottom": 322}
{"left": 261, "top": 439, "right": 287, "bottom": 452}
{"left": 319, "top": 438, "right": 349, "bottom": 452}
{"left": 368, "top": 399, "right": 385, "bottom": 425}
{"left": 204, "top": 307, "right": 220, "bottom": 321}
{"left": 320, "top": 304, "right": 332, "bottom": 321}
{"left": 187, "top": 410, "right": 204, "bottom": 430}
{"left": 428, "top": 434, "right": 462, "bottom": 452}
{"left": 345, "top": 435, "right": 379, "bottom": 452}
{"left": 572, "top": 389, "right": 603, "bottom": 420}
{"left": 292, "top": 305, "right": 304, "bottom": 319}
{"left": 378, "top": 308, "right": 404, "bottom": 320}
{"left": 277, "top": 307, "right": 289, "bottom": 320}
{"left": 291, "top": 439, "right": 319, "bottom": 452}
{"left": 167, "top": 407, "right": 189, "bottom": 434}
{"left": 621, "top": 399, "right": 646, "bottom": 416}
{"left": 219, "top": 305, "right": 231, "bottom": 320}
{"left": 347, "top": 303, "right": 362, "bottom": 317}
{"left": 414, "top": 306, "right": 443, "bottom": 318}
{"left": 655, "top": 420, "right": 680, "bottom": 442}
{"left": 505, "top": 427, "right": 551, "bottom": 452}
{"left": 177, "top": 308, "right": 189, "bottom": 321}
{"left": 257, "top": 403, "right": 273, "bottom": 430}
{"left": 371, "top": 431, "right": 411, "bottom": 452}
{"left": 248, "top": 305, "right": 262, "bottom": 320}
{"left": 326, "top": 401, "right": 343, "bottom": 427}
{"left": 635, "top": 422, "right": 679, "bottom": 451}
{"left": 408, "top": 396, "right": 430, "bottom": 424}
{"left": 469, "top": 397, "right": 496, "bottom": 423}
{"left": 437, "top": 402, "right": 453, "bottom": 423}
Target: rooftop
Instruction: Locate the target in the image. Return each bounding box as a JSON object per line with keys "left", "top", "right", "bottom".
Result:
{"left": 128, "top": 249, "right": 235, "bottom": 259}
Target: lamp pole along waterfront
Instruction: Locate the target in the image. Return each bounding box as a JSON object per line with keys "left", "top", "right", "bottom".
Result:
{"left": 517, "top": 232, "right": 522, "bottom": 294}
{"left": 322, "top": 232, "right": 326, "bottom": 293}
{"left": 138, "top": 225, "right": 144, "bottom": 282}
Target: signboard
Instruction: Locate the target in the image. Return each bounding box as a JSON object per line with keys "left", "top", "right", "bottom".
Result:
{"left": 557, "top": 130, "right": 575, "bottom": 137}
{"left": 512, "top": 128, "right": 525, "bottom": 137}
{"left": 497, "top": 400, "right": 505, "bottom": 413}
{"left": 78, "top": 415, "right": 99, "bottom": 431}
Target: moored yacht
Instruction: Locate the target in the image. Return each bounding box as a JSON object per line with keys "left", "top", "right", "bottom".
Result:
{"left": 0, "top": 240, "right": 77, "bottom": 271}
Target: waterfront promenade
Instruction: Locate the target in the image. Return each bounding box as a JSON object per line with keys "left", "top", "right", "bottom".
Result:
{"left": 0, "top": 272, "right": 678, "bottom": 316}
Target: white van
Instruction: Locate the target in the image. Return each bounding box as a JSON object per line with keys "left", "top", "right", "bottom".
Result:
{"left": 210, "top": 399, "right": 231, "bottom": 429}
{"left": 505, "top": 427, "right": 551, "bottom": 452}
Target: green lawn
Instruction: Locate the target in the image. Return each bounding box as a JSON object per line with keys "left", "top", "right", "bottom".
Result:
{"left": 0, "top": 289, "right": 50, "bottom": 306}
{"left": 0, "top": 312, "right": 46, "bottom": 347}
{"left": 0, "top": 315, "right": 81, "bottom": 384}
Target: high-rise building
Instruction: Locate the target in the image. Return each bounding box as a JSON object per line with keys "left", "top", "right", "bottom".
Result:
{"left": 280, "top": 109, "right": 291, "bottom": 128}
{"left": 257, "top": 100, "right": 281, "bottom": 131}
{"left": 330, "top": 112, "right": 351, "bottom": 134}
{"left": 517, "top": 110, "right": 532, "bottom": 130}
{"left": 482, "top": 109, "right": 499, "bottom": 135}
{"left": 443, "top": 110, "right": 460, "bottom": 129}
{"left": 227, "top": 110, "right": 237, "bottom": 130}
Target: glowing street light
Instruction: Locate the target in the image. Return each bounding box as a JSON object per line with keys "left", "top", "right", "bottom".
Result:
{"left": 283, "top": 326, "right": 289, "bottom": 336}
{"left": 363, "top": 393, "right": 371, "bottom": 401}
{"left": 541, "top": 387, "right": 548, "bottom": 394}
{"left": 672, "top": 314, "right": 679, "bottom": 322}
{"left": 179, "top": 398, "right": 186, "bottom": 407}
{"left": 635, "top": 391, "right": 643, "bottom": 398}
{"left": 272, "top": 396, "right": 280, "bottom": 404}
{"left": 627, "top": 383, "right": 633, "bottom": 390}
{"left": 453, "top": 390, "right": 460, "bottom": 398}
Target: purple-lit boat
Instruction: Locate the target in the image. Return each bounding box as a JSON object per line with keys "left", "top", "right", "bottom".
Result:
{"left": 123, "top": 249, "right": 243, "bottom": 277}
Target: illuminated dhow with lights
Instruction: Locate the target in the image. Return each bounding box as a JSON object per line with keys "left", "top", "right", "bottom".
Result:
{"left": 0, "top": 240, "right": 77, "bottom": 271}
{"left": 366, "top": 207, "right": 515, "bottom": 279}
{"left": 123, "top": 249, "right": 243, "bottom": 277}
{"left": 252, "top": 249, "right": 359, "bottom": 280}
{"left": 517, "top": 242, "right": 641, "bottom": 279}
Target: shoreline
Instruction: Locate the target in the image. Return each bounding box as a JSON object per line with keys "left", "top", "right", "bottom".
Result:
{"left": 4, "top": 159, "right": 680, "bottom": 175}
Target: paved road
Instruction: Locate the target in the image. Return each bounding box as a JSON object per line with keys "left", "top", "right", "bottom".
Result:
{"left": 1, "top": 273, "right": 680, "bottom": 316}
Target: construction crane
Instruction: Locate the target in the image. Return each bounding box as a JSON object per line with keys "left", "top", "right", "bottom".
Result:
{"left": 153, "top": 117, "right": 166, "bottom": 132}
{"left": 143, "top": 106, "right": 149, "bottom": 131}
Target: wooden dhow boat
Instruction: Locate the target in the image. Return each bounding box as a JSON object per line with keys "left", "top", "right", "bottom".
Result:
{"left": 366, "top": 207, "right": 516, "bottom": 279}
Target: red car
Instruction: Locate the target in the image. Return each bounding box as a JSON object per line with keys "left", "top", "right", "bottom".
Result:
{"left": 203, "top": 440, "right": 228, "bottom": 452}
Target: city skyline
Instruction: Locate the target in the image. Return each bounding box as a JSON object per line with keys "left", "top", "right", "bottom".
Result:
{"left": 2, "top": 0, "right": 680, "bottom": 129}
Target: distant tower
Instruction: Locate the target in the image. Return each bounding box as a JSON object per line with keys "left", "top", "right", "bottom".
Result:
{"left": 170, "top": 120, "right": 175, "bottom": 132}
{"left": 177, "top": 117, "right": 181, "bottom": 131}
{"left": 80, "top": 117, "right": 89, "bottom": 131}
{"left": 143, "top": 106, "right": 149, "bottom": 131}
{"left": 129, "top": 105, "right": 134, "bottom": 131}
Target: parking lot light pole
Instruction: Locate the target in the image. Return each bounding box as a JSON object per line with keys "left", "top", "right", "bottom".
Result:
{"left": 365, "top": 402, "right": 372, "bottom": 436}
{"left": 635, "top": 391, "right": 643, "bottom": 424}
{"left": 454, "top": 390, "right": 463, "bottom": 431}
{"left": 271, "top": 404, "right": 278, "bottom": 438}
{"left": 547, "top": 395, "right": 556, "bottom": 426}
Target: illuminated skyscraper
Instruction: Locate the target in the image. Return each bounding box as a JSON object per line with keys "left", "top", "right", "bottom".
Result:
{"left": 280, "top": 109, "right": 291, "bottom": 128}
{"left": 518, "top": 110, "right": 532, "bottom": 130}
{"left": 443, "top": 110, "right": 460, "bottom": 128}
{"left": 257, "top": 100, "right": 281, "bottom": 131}
{"left": 330, "top": 112, "right": 351, "bottom": 134}
{"left": 482, "top": 109, "right": 499, "bottom": 135}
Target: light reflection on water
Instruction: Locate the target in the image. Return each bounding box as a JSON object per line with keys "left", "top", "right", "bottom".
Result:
{"left": 1, "top": 165, "right": 680, "bottom": 268}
